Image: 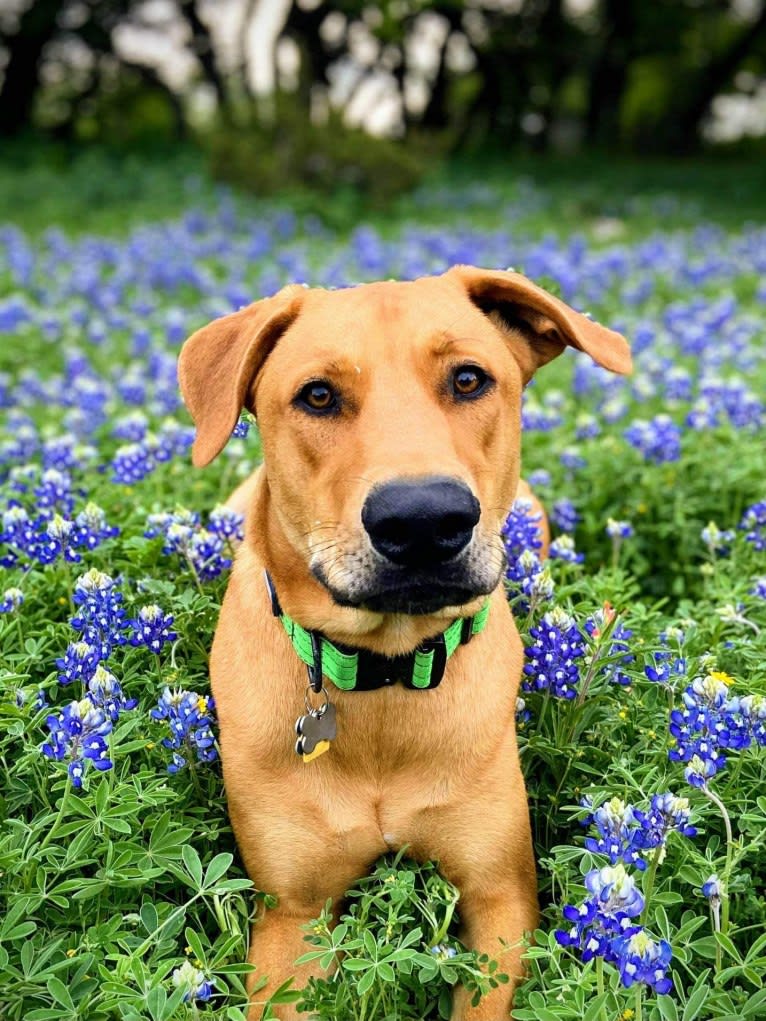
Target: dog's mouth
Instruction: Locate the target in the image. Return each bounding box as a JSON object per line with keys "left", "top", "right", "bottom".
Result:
{"left": 312, "top": 562, "right": 500, "bottom": 616}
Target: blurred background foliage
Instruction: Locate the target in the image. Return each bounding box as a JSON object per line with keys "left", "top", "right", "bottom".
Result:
{"left": 1, "top": 0, "right": 766, "bottom": 206}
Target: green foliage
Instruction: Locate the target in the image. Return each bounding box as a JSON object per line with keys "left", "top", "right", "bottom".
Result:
{"left": 296, "top": 856, "right": 507, "bottom": 1019}
{"left": 205, "top": 95, "right": 432, "bottom": 217}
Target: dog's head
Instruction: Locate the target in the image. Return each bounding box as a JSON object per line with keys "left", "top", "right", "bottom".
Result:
{"left": 179, "top": 266, "right": 630, "bottom": 618}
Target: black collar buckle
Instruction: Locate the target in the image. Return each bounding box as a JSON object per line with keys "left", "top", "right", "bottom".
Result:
{"left": 306, "top": 630, "right": 324, "bottom": 692}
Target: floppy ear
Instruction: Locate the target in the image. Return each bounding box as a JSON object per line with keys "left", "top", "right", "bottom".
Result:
{"left": 446, "top": 265, "right": 631, "bottom": 382}
{"left": 178, "top": 286, "right": 306, "bottom": 467}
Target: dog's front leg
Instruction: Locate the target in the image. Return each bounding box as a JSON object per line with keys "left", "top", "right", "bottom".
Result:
{"left": 448, "top": 881, "right": 539, "bottom": 1021}
{"left": 236, "top": 807, "right": 385, "bottom": 1021}
{"left": 245, "top": 896, "right": 330, "bottom": 1021}
{"left": 408, "top": 750, "right": 538, "bottom": 1021}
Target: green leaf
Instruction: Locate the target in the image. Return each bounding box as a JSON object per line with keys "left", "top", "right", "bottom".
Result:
{"left": 657, "top": 994, "right": 679, "bottom": 1021}
{"left": 94, "top": 777, "right": 109, "bottom": 815}
{"left": 46, "top": 977, "right": 74, "bottom": 1010}
{"left": 362, "top": 928, "right": 377, "bottom": 959}
{"left": 653, "top": 890, "right": 684, "bottom": 905}
{"left": 103, "top": 815, "right": 132, "bottom": 834}
{"left": 583, "top": 994, "right": 610, "bottom": 1021}
{"left": 356, "top": 966, "right": 376, "bottom": 996}
{"left": 520, "top": 1009, "right": 561, "bottom": 1021}
{"left": 208, "top": 878, "right": 253, "bottom": 892}
{"left": 140, "top": 902, "right": 159, "bottom": 934}
{"left": 203, "top": 851, "right": 233, "bottom": 888}
{"left": 181, "top": 844, "right": 204, "bottom": 889}
{"left": 682, "top": 983, "right": 709, "bottom": 1020}
{"left": 2, "top": 921, "right": 37, "bottom": 940}
{"left": 184, "top": 927, "right": 207, "bottom": 964}
{"left": 146, "top": 984, "right": 166, "bottom": 1021}
{"left": 342, "top": 958, "right": 372, "bottom": 973}
{"left": 743, "top": 988, "right": 766, "bottom": 1016}
{"left": 715, "top": 932, "right": 743, "bottom": 964}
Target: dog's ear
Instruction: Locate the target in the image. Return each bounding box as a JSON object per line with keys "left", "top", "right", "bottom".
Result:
{"left": 447, "top": 265, "right": 631, "bottom": 382}
{"left": 178, "top": 286, "right": 306, "bottom": 467}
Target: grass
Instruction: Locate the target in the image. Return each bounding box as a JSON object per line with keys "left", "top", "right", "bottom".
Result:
{"left": 2, "top": 139, "right": 766, "bottom": 238}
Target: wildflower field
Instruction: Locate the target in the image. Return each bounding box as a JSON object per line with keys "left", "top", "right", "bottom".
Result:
{"left": 1, "top": 158, "right": 765, "bottom": 1021}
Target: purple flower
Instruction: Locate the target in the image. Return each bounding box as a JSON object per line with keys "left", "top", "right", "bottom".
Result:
{"left": 111, "top": 442, "right": 155, "bottom": 484}
{"left": 73, "top": 502, "right": 120, "bottom": 550}
{"left": 145, "top": 509, "right": 232, "bottom": 581}
{"left": 527, "top": 469, "right": 551, "bottom": 487}
{"left": 623, "top": 415, "right": 681, "bottom": 463}
{"left": 129, "top": 604, "right": 177, "bottom": 653}
{"left": 56, "top": 640, "right": 101, "bottom": 686}
{"left": 171, "top": 961, "right": 214, "bottom": 1003}
{"left": 70, "top": 569, "right": 128, "bottom": 657}
{"left": 0, "top": 586, "right": 23, "bottom": 613}
{"left": 584, "top": 864, "right": 645, "bottom": 919}
{"left": 551, "top": 498, "right": 580, "bottom": 533}
{"left": 87, "top": 664, "right": 137, "bottom": 721}
{"left": 151, "top": 687, "right": 217, "bottom": 772}
{"left": 208, "top": 505, "right": 245, "bottom": 541}
{"left": 739, "top": 500, "right": 766, "bottom": 551}
{"left": 584, "top": 798, "right": 646, "bottom": 869}
{"left": 560, "top": 448, "right": 587, "bottom": 472}
{"left": 549, "top": 535, "right": 584, "bottom": 564}
{"left": 701, "top": 521, "right": 734, "bottom": 557}
{"left": 613, "top": 930, "right": 673, "bottom": 994}
{"left": 555, "top": 864, "right": 645, "bottom": 966}
{"left": 523, "top": 607, "right": 585, "bottom": 699}
{"left": 606, "top": 519, "right": 634, "bottom": 540}
{"left": 701, "top": 874, "right": 721, "bottom": 903}
{"left": 35, "top": 468, "right": 74, "bottom": 515}
{"left": 41, "top": 697, "right": 113, "bottom": 787}
{"left": 506, "top": 550, "right": 554, "bottom": 613}
{"left": 635, "top": 792, "right": 697, "bottom": 846}
{"left": 584, "top": 612, "right": 634, "bottom": 686}
{"left": 502, "top": 498, "right": 543, "bottom": 562}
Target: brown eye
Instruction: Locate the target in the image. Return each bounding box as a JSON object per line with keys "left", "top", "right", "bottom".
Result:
{"left": 452, "top": 366, "right": 489, "bottom": 398}
{"left": 296, "top": 381, "right": 338, "bottom": 413}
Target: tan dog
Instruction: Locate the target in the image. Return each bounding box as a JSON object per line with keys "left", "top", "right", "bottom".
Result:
{"left": 178, "top": 266, "right": 630, "bottom": 1020}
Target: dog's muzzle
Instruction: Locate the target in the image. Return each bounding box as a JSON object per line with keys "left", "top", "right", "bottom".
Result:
{"left": 361, "top": 476, "right": 480, "bottom": 568}
{"left": 310, "top": 476, "right": 502, "bottom": 615}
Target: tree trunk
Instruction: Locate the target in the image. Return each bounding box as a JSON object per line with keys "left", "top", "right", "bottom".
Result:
{"left": 585, "top": 0, "right": 635, "bottom": 147}
{"left": 178, "top": 0, "right": 229, "bottom": 117}
{"left": 0, "top": 0, "right": 68, "bottom": 136}
{"left": 670, "top": 6, "right": 766, "bottom": 152}
{"left": 420, "top": 8, "right": 462, "bottom": 131}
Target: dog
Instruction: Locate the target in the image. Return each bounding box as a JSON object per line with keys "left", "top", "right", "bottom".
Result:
{"left": 178, "top": 265, "right": 631, "bottom": 1020}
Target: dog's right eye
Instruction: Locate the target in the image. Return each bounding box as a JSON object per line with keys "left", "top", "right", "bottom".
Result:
{"left": 295, "top": 381, "right": 339, "bottom": 414}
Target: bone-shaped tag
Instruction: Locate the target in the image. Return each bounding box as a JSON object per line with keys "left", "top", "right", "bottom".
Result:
{"left": 295, "top": 702, "right": 336, "bottom": 762}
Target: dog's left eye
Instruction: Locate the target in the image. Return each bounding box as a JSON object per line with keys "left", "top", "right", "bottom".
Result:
{"left": 295, "top": 381, "right": 339, "bottom": 413}
{"left": 452, "top": 366, "right": 490, "bottom": 398}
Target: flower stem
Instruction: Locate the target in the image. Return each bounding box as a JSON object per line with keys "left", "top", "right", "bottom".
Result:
{"left": 702, "top": 784, "right": 734, "bottom": 935}
{"left": 595, "top": 957, "right": 607, "bottom": 1021}
{"left": 611, "top": 537, "right": 621, "bottom": 569}
{"left": 37, "top": 779, "right": 72, "bottom": 854}
{"left": 640, "top": 844, "right": 663, "bottom": 926}
{"left": 635, "top": 985, "right": 643, "bottom": 1021}
{"left": 212, "top": 893, "right": 229, "bottom": 934}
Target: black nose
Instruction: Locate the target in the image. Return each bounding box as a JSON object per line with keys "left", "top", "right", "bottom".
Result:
{"left": 362, "top": 476, "right": 480, "bottom": 568}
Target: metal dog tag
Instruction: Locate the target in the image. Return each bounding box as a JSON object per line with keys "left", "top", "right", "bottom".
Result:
{"left": 295, "top": 700, "right": 336, "bottom": 763}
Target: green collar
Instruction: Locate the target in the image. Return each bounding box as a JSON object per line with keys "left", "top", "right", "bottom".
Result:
{"left": 265, "top": 572, "right": 490, "bottom": 692}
